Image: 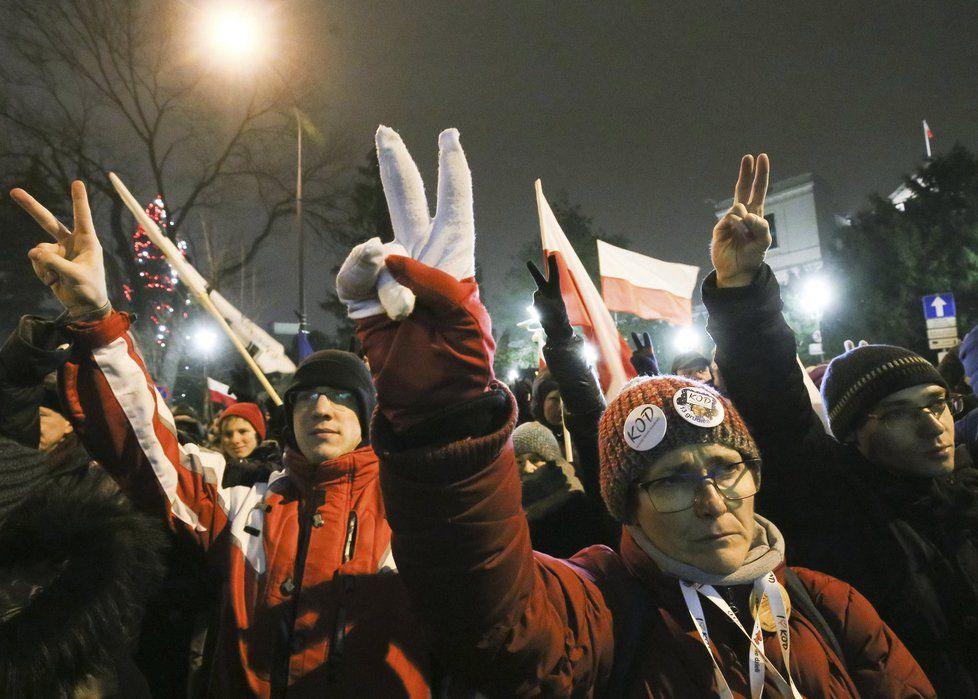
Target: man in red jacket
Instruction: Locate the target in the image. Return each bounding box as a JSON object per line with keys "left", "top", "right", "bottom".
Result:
{"left": 10, "top": 181, "right": 430, "bottom": 697}
{"left": 337, "top": 129, "right": 935, "bottom": 696}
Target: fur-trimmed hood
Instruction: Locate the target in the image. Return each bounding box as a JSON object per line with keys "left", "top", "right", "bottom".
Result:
{"left": 0, "top": 473, "right": 166, "bottom": 697}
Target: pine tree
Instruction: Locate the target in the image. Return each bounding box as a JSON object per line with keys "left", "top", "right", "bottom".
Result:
{"left": 823, "top": 145, "right": 978, "bottom": 356}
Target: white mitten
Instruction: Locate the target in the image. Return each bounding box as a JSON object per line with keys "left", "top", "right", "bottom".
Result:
{"left": 336, "top": 237, "right": 386, "bottom": 319}
{"left": 336, "top": 126, "right": 476, "bottom": 321}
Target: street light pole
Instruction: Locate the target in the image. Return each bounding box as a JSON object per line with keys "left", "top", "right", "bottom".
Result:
{"left": 295, "top": 108, "right": 306, "bottom": 331}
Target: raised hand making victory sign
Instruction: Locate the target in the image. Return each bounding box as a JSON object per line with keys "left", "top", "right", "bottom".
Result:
{"left": 711, "top": 153, "right": 771, "bottom": 288}
{"left": 337, "top": 126, "right": 494, "bottom": 431}
{"left": 10, "top": 181, "right": 110, "bottom": 320}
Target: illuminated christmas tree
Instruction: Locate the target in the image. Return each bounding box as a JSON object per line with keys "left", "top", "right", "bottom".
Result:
{"left": 126, "top": 195, "right": 191, "bottom": 350}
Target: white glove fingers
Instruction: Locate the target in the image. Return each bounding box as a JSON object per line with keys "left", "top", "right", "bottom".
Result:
{"left": 375, "top": 126, "right": 431, "bottom": 253}
{"left": 424, "top": 128, "right": 475, "bottom": 278}
{"left": 433, "top": 129, "right": 474, "bottom": 226}
{"left": 376, "top": 240, "right": 416, "bottom": 320}
{"left": 336, "top": 237, "right": 386, "bottom": 318}
{"left": 377, "top": 270, "right": 416, "bottom": 320}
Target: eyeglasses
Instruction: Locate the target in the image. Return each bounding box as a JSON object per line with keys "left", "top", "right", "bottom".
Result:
{"left": 291, "top": 387, "right": 358, "bottom": 412}
{"left": 635, "top": 459, "right": 762, "bottom": 514}
{"left": 864, "top": 395, "right": 962, "bottom": 429}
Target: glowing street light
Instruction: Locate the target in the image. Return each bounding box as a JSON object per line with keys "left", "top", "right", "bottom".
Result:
{"left": 199, "top": 2, "right": 271, "bottom": 69}
{"left": 673, "top": 325, "right": 703, "bottom": 353}
{"left": 194, "top": 327, "right": 221, "bottom": 356}
{"left": 800, "top": 274, "right": 834, "bottom": 318}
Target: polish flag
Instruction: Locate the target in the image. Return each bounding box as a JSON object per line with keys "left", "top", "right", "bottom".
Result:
{"left": 536, "top": 180, "right": 635, "bottom": 398}
{"left": 597, "top": 240, "right": 700, "bottom": 326}
{"left": 207, "top": 377, "right": 236, "bottom": 408}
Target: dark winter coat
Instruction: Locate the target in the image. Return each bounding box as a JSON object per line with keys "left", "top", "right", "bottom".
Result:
{"left": 0, "top": 314, "right": 70, "bottom": 447}
{"left": 703, "top": 265, "right": 978, "bottom": 698}
{"left": 540, "top": 333, "right": 620, "bottom": 547}
{"left": 0, "top": 440, "right": 166, "bottom": 698}
{"left": 3, "top": 316, "right": 218, "bottom": 697}
{"left": 374, "top": 388, "right": 934, "bottom": 697}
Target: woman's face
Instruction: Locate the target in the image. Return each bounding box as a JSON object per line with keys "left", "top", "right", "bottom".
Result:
{"left": 632, "top": 443, "right": 756, "bottom": 575}
{"left": 220, "top": 416, "right": 259, "bottom": 459}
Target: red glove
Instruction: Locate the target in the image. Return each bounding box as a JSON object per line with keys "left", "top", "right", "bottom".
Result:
{"left": 357, "top": 255, "right": 495, "bottom": 432}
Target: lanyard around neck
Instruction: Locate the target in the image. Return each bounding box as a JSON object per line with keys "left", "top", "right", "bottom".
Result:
{"left": 679, "top": 572, "right": 803, "bottom": 699}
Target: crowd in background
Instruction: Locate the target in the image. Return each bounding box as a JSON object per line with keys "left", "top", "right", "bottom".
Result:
{"left": 0, "top": 132, "right": 975, "bottom": 698}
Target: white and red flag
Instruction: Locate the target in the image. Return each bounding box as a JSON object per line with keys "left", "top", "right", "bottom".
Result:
{"left": 923, "top": 120, "right": 934, "bottom": 158}
{"left": 535, "top": 180, "right": 635, "bottom": 398}
{"left": 207, "top": 377, "right": 236, "bottom": 409}
{"left": 597, "top": 240, "right": 700, "bottom": 326}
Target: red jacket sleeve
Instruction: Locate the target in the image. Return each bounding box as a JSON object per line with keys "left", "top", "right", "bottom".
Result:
{"left": 795, "top": 568, "right": 936, "bottom": 698}
{"left": 59, "top": 311, "right": 231, "bottom": 550}
{"left": 375, "top": 387, "right": 615, "bottom": 696}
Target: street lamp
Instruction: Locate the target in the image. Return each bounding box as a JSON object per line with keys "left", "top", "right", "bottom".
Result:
{"left": 197, "top": 2, "right": 307, "bottom": 330}
{"left": 800, "top": 274, "right": 834, "bottom": 362}
{"left": 673, "top": 325, "right": 703, "bottom": 354}
{"left": 199, "top": 2, "right": 272, "bottom": 71}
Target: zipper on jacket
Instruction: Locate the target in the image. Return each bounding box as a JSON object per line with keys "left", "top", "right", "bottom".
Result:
{"left": 342, "top": 511, "right": 358, "bottom": 563}
{"left": 270, "top": 489, "right": 326, "bottom": 698}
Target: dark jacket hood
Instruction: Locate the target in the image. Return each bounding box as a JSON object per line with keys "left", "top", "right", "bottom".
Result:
{"left": 0, "top": 473, "right": 166, "bottom": 697}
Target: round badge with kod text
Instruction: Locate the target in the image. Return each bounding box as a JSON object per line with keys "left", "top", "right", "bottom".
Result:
{"left": 672, "top": 386, "right": 724, "bottom": 428}
{"left": 623, "top": 404, "right": 668, "bottom": 451}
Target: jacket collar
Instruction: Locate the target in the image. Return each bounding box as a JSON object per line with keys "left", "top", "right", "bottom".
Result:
{"left": 282, "top": 445, "right": 378, "bottom": 495}
{"left": 621, "top": 515, "right": 786, "bottom": 588}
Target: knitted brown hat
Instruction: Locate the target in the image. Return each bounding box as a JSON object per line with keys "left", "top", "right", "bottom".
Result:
{"left": 598, "top": 376, "right": 759, "bottom": 522}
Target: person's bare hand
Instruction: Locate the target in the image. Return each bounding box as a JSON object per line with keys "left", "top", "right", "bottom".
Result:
{"left": 10, "top": 181, "right": 109, "bottom": 319}
{"left": 711, "top": 154, "right": 771, "bottom": 288}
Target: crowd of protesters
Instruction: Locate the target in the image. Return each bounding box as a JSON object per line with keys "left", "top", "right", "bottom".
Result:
{"left": 0, "top": 127, "right": 975, "bottom": 699}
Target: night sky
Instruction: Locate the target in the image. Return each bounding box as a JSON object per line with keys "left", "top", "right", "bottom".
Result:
{"left": 276, "top": 1, "right": 978, "bottom": 334}
{"left": 8, "top": 2, "right": 978, "bottom": 336}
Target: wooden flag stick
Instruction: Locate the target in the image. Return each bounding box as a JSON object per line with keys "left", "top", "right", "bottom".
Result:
{"left": 108, "top": 172, "right": 283, "bottom": 406}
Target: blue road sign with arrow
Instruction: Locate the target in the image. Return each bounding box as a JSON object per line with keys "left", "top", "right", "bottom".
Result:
{"left": 922, "top": 293, "right": 956, "bottom": 320}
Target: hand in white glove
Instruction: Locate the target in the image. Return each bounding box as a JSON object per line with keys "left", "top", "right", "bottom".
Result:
{"left": 336, "top": 237, "right": 412, "bottom": 319}
{"left": 336, "top": 125, "right": 475, "bottom": 320}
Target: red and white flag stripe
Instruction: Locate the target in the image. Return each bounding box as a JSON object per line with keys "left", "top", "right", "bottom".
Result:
{"left": 208, "top": 377, "right": 236, "bottom": 408}
{"left": 597, "top": 239, "right": 699, "bottom": 326}
{"left": 536, "top": 180, "right": 635, "bottom": 398}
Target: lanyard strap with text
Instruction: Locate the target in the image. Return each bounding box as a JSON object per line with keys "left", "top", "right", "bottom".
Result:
{"left": 679, "top": 573, "right": 803, "bottom": 699}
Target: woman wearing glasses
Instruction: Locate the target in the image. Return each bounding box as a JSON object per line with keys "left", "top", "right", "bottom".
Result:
{"left": 342, "top": 130, "right": 934, "bottom": 697}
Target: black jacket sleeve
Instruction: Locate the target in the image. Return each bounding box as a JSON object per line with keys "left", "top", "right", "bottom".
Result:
{"left": 541, "top": 332, "right": 605, "bottom": 498}
{"left": 701, "top": 266, "right": 835, "bottom": 504}
{"left": 0, "top": 315, "right": 71, "bottom": 447}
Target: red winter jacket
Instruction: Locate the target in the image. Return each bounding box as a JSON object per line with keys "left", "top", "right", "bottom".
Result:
{"left": 59, "top": 312, "right": 430, "bottom": 698}
{"left": 375, "top": 386, "right": 935, "bottom": 697}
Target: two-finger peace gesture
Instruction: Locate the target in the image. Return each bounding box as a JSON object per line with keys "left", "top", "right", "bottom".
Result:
{"left": 336, "top": 126, "right": 475, "bottom": 321}
{"left": 711, "top": 154, "right": 771, "bottom": 288}
{"left": 10, "top": 181, "right": 109, "bottom": 318}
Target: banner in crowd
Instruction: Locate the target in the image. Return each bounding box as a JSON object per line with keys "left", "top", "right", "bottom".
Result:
{"left": 535, "top": 180, "right": 635, "bottom": 398}
{"left": 597, "top": 240, "right": 699, "bottom": 326}
{"left": 207, "top": 377, "right": 236, "bottom": 408}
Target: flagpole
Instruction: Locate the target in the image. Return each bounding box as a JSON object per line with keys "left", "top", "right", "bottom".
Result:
{"left": 109, "top": 173, "right": 284, "bottom": 406}
{"left": 923, "top": 120, "right": 932, "bottom": 159}
{"left": 295, "top": 107, "right": 306, "bottom": 332}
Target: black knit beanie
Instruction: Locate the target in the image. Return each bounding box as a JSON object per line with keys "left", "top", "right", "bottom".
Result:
{"left": 282, "top": 350, "right": 376, "bottom": 449}
{"left": 0, "top": 436, "right": 54, "bottom": 525}
{"left": 821, "top": 344, "right": 947, "bottom": 440}
{"left": 531, "top": 371, "right": 559, "bottom": 425}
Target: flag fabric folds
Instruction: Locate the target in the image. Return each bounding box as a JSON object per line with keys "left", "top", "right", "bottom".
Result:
{"left": 535, "top": 180, "right": 635, "bottom": 398}
{"left": 207, "top": 377, "right": 237, "bottom": 409}
{"left": 597, "top": 240, "right": 700, "bottom": 326}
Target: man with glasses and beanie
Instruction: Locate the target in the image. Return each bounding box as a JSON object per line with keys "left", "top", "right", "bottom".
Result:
{"left": 335, "top": 128, "right": 933, "bottom": 696}
{"left": 9, "top": 181, "right": 432, "bottom": 697}
{"left": 702, "top": 153, "right": 978, "bottom": 697}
